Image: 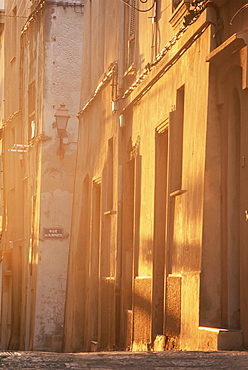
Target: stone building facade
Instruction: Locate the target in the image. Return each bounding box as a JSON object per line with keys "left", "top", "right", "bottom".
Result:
{"left": 0, "top": 0, "right": 83, "bottom": 351}
{"left": 63, "top": 0, "right": 248, "bottom": 352}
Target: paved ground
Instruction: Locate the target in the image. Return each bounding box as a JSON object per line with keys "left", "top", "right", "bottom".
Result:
{"left": 0, "top": 350, "right": 248, "bottom": 369}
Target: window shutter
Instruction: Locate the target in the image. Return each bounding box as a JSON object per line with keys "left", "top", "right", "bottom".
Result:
{"left": 127, "top": 0, "right": 136, "bottom": 68}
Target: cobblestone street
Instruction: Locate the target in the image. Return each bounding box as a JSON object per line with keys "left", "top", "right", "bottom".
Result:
{"left": 0, "top": 350, "right": 248, "bottom": 369}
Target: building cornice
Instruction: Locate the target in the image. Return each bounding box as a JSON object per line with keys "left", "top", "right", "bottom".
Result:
{"left": 21, "top": 0, "right": 84, "bottom": 35}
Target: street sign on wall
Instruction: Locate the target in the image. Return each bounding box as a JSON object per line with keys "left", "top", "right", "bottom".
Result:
{"left": 43, "top": 228, "right": 63, "bottom": 239}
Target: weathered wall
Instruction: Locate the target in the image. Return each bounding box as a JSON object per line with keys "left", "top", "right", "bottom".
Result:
{"left": 201, "top": 8, "right": 248, "bottom": 348}
{"left": 120, "top": 9, "right": 212, "bottom": 349}
{"left": 1, "top": 0, "right": 30, "bottom": 350}
{"left": 0, "top": 8, "right": 4, "bottom": 231}
{"left": 1, "top": 0, "right": 83, "bottom": 351}
{"left": 23, "top": 3, "right": 83, "bottom": 351}
{"left": 63, "top": 0, "right": 248, "bottom": 352}
{"left": 64, "top": 0, "right": 213, "bottom": 352}
{"left": 63, "top": 0, "right": 120, "bottom": 352}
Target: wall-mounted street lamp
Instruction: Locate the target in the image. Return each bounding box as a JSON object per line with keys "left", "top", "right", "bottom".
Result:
{"left": 54, "top": 104, "right": 70, "bottom": 159}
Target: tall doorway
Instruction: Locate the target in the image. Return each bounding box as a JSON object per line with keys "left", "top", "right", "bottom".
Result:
{"left": 221, "top": 67, "right": 242, "bottom": 329}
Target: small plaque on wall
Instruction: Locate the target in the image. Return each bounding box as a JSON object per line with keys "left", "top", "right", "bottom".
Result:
{"left": 43, "top": 228, "right": 63, "bottom": 239}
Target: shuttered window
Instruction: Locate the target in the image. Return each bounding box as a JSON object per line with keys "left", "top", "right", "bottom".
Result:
{"left": 126, "top": 0, "right": 136, "bottom": 69}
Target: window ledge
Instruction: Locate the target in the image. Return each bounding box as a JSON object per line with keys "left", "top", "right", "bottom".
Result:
{"left": 9, "top": 56, "right": 16, "bottom": 64}
{"left": 169, "top": 0, "right": 190, "bottom": 31}
{"left": 170, "top": 189, "right": 187, "bottom": 197}
{"left": 123, "top": 63, "right": 136, "bottom": 79}
{"left": 104, "top": 210, "right": 117, "bottom": 216}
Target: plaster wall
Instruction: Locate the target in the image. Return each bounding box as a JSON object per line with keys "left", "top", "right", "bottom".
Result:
{"left": 122, "top": 25, "right": 211, "bottom": 351}
{"left": 200, "top": 22, "right": 248, "bottom": 347}
{"left": 4, "top": 1, "right": 27, "bottom": 118}
{"left": 64, "top": 1, "right": 120, "bottom": 352}
{"left": 200, "top": 63, "right": 222, "bottom": 328}
{"left": 63, "top": 0, "right": 248, "bottom": 352}
{"left": 127, "top": 26, "right": 211, "bottom": 277}
{"left": 0, "top": 24, "right": 4, "bottom": 126}
{"left": 0, "top": 0, "right": 84, "bottom": 351}
{"left": 80, "top": 0, "right": 119, "bottom": 102}
{"left": 0, "top": 16, "right": 4, "bottom": 228}
{"left": 0, "top": 0, "right": 30, "bottom": 350}
{"left": 64, "top": 0, "right": 214, "bottom": 352}
{"left": 29, "top": 4, "right": 83, "bottom": 350}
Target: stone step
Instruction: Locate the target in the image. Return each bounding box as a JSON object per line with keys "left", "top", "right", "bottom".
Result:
{"left": 198, "top": 326, "right": 243, "bottom": 351}
{"left": 35, "top": 348, "right": 51, "bottom": 352}
{"left": 45, "top": 334, "right": 62, "bottom": 353}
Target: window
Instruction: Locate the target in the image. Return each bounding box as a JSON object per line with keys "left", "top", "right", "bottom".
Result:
{"left": 173, "top": 0, "right": 183, "bottom": 11}
{"left": 125, "top": 0, "right": 136, "bottom": 70}
{"left": 170, "top": 0, "right": 190, "bottom": 30}
{"left": 10, "top": 127, "right": 16, "bottom": 188}
{"left": 10, "top": 6, "right": 17, "bottom": 61}
{"left": 169, "top": 85, "right": 185, "bottom": 193}
{"left": 107, "top": 138, "right": 113, "bottom": 211}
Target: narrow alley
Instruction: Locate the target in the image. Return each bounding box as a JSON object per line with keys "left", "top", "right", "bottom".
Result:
{"left": 1, "top": 0, "right": 248, "bottom": 361}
